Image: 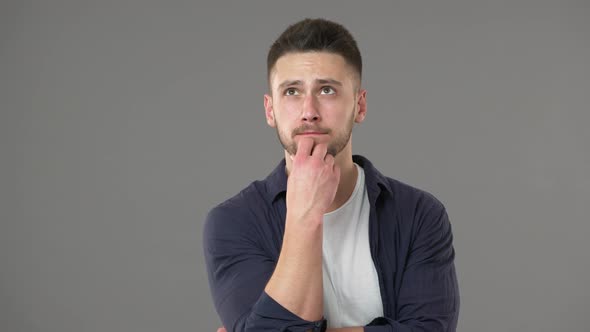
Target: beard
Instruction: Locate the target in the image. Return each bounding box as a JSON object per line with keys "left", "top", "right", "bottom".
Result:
{"left": 274, "top": 108, "right": 356, "bottom": 157}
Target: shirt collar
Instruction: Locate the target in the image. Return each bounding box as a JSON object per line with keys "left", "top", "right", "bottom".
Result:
{"left": 265, "top": 154, "right": 393, "bottom": 203}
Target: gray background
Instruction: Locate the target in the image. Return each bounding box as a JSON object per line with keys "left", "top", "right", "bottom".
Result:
{"left": 1, "top": 0, "right": 589, "bottom": 331}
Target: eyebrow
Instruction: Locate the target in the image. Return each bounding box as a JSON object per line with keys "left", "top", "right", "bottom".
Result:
{"left": 277, "top": 78, "right": 343, "bottom": 90}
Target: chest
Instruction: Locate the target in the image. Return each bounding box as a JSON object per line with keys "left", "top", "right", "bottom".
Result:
{"left": 321, "top": 186, "right": 384, "bottom": 328}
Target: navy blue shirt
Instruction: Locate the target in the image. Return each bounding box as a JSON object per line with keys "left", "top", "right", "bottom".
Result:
{"left": 203, "top": 155, "right": 460, "bottom": 331}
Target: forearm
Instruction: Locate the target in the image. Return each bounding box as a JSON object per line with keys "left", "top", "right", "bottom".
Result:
{"left": 264, "top": 213, "right": 324, "bottom": 322}
{"left": 327, "top": 327, "right": 363, "bottom": 332}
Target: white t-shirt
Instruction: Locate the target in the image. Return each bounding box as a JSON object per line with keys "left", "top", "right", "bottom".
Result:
{"left": 322, "top": 163, "right": 384, "bottom": 328}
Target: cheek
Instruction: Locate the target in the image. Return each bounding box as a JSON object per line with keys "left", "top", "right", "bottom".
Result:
{"left": 275, "top": 99, "right": 302, "bottom": 118}
{"left": 317, "top": 98, "right": 351, "bottom": 116}
{"left": 318, "top": 98, "right": 342, "bottom": 108}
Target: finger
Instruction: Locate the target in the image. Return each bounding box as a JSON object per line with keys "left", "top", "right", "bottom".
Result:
{"left": 217, "top": 328, "right": 227, "bottom": 332}
{"left": 296, "top": 137, "right": 315, "bottom": 157}
{"left": 312, "top": 143, "right": 328, "bottom": 159}
{"left": 324, "top": 153, "right": 335, "bottom": 165}
{"left": 333, "top": 163, "right": 341, "bottom": 178}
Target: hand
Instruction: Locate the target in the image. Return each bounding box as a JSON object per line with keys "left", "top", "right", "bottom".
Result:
{"left": 286, "top": 137, "right": 340, "bottom": 224}
{"left": 216, "top": 327, "right": 226, "bottom": 332}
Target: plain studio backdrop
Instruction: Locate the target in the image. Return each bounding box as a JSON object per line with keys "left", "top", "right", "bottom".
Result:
{"left": 1, "top": 1, "right": 589, "bottom": 331}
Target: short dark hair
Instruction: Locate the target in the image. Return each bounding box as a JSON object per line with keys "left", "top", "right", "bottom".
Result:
{"left": 267, "top": 18, "right": 362, "bottom": 85}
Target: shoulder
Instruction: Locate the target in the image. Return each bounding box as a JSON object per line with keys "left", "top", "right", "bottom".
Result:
{"left": 203, "top": 180, "right": 270, "bottom": 243}
{"left": 383, "top": 177, "right": 452, "bottom": 246}
{"left": 385, "top": 176, "right": 447, "bottom": 216}
{"left": 355, "top": 154, "right": 447, "bottom": 218}
{"left": 356, "top": 154, "right": 446, "bottom": 214}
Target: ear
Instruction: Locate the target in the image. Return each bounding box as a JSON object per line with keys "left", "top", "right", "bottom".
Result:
{"left": 355, "top": 89, "right": 367, "bottom": 123}
{"left": 264, "top": 94, "right": 276, "bottom": 128}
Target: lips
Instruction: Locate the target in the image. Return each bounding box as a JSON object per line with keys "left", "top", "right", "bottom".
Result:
{"left": 296, "top": 129, "right": 329, "bottom": 135}
{"left": 293, "top": 127, "right": 330, "bottom": 137}
{"left": 299, "top": 132, "right": 326, "bottom": 135}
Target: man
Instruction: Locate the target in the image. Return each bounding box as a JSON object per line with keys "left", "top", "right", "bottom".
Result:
{"left": 203, "top": 18, "right": 460, "bottom": 332}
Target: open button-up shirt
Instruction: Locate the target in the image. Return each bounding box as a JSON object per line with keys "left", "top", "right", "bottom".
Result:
{"left": 203, "top": 155, "right": 460, "bottom": 331}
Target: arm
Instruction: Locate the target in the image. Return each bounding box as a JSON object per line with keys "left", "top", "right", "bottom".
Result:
{"left": 204, "top": 203, "right": 326, "bottom": 332}
{"left": 361, "top": 197, "right": 460, "bottom": 332}
{"left": 299, "top": 196, "right": 460, "bottom": 332}
{"left": 217, "top": 326, "right": 363, "bottom": 332}
{"left": 263, "top": 212, "right": 324, "bottom": 321}
{"left": 208, "top": 193, "right": 458, "bottom": 331}
{"left": 204, "top": 138, "right": 339, "bottom": 331}
{"left": 265, "top": 139, "right": 339, "bottom": 321}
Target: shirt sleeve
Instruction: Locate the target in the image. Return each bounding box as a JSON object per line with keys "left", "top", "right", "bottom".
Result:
{"left": 364, "top": 196, "right": 460, "bottom": 332}
{"left": 203, "top": 204, "right": 327, "bottom": 332}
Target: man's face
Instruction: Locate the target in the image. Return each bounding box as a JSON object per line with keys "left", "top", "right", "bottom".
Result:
{"left": 264, "top": 52, "right": 366, "bottom": 157}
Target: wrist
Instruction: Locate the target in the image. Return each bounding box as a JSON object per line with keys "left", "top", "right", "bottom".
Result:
{"left": 286, "top": 211, "right": 324, "bottom": 227}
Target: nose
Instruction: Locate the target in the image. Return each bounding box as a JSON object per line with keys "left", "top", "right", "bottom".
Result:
{"left": 301, "top": 94, "right": 320, "bottom": 122}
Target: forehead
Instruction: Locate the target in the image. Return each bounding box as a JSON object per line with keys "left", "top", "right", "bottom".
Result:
{"left": 270, "top": 52, "right": 356, "bottom": 89}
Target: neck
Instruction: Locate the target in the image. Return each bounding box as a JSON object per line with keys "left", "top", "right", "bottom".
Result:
{"left": 284, "top": 142, "right": 358, "bottom": 214}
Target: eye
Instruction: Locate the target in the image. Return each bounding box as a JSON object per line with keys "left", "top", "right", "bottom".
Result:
{"left": 284, "top": 88, "right": 299, "bottom": 96}
{"left": 320, "top": 86, "right": 335, "bottom": 95}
